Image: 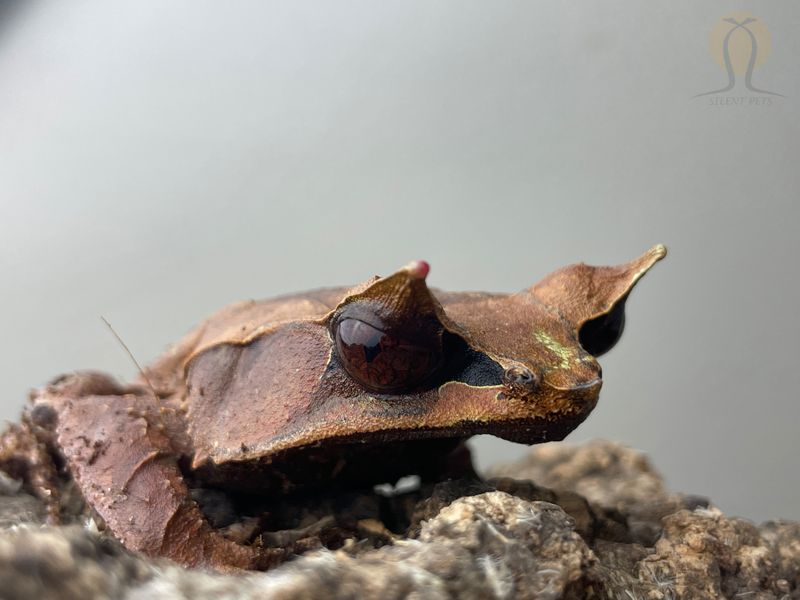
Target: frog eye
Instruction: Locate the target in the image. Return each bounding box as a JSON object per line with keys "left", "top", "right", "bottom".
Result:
{"left": 334, "top": 317, "right": 441, "bottom": 393}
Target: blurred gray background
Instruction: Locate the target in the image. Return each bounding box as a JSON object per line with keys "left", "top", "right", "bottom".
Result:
{"left": 0, "top": 1, "right": 797, "bottom": 522}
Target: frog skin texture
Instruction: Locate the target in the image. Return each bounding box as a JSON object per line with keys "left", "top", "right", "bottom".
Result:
{"left": 0, "top": 246, "right": 665, "bottom": 571}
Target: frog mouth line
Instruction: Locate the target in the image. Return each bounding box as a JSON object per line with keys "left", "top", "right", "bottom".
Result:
{"left": 192, "top": 406, "right": 597, "bottom": 497}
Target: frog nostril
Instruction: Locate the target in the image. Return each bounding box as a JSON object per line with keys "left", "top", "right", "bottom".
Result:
{"left": 502, "top": 365, "right": 539, "bottom": 396}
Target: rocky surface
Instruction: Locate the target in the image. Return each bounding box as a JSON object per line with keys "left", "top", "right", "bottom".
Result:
{"left": 1, "top": 440, "right": 798, "bottom": 599}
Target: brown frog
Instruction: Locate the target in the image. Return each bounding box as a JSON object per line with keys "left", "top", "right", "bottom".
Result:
{"left": 0, "top": 245, "right": 665, "bottom": 571}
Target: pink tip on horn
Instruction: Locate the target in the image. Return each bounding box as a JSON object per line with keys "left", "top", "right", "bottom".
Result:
{"left": 405, "top": 260, "right": 430, "bottom": 280}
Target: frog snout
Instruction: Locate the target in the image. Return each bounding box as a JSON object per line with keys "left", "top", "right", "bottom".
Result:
{"left": 502, "top": 364, "right": 539, "bottom": 397}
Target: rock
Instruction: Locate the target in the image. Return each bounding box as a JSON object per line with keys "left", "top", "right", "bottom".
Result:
{"left": 0, "top": 525, "right": 152, "bottom": 600}
{"left": 120, "top": 493, "right": 593, "bottom": 600}
{"left": 489, "top": 440, "right": 706, "bottom": 545}
{"left": 0, "top": 440, "right": 798, "bottom": 599}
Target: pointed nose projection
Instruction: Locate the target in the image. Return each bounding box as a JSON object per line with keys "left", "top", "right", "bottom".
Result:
{"left": 333, "top": 260, "right": 444, "bottom": 394}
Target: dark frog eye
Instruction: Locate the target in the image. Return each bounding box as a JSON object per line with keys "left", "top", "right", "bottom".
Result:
{"left": 334, "top": 317, "right": 442, "bottom": 393}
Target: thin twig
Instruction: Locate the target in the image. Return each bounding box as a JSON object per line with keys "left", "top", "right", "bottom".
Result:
{"left": 100, "top": 316, "right": 157, "bottom": 397}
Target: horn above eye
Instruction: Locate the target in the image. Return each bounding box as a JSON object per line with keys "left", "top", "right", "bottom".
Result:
{"left": 333, "top": 312, "right": 443, "bottom": 393}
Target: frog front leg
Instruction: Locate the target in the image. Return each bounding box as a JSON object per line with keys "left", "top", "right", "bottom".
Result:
{"left": 34, "top": 372, "right": 279, "bottom": 572}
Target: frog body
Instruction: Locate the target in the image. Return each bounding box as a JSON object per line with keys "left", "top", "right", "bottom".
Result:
{"left": 1, "top": 246, "right": 665, "bottom": 570}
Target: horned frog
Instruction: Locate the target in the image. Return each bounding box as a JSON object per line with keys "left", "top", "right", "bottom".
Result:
{"left": 0, "top": 246, "right": 665, "bottom": 570}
